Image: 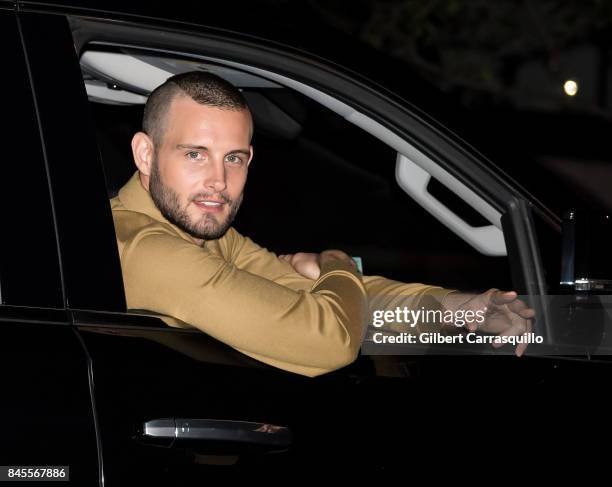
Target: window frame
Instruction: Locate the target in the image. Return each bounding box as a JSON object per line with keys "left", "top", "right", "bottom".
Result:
{"left": 18, "top": 11, "right": 126, "bottom": 313}
{"left": 20, "top": 11, "right": 554, "bottom": 340}
{"left": 0, "top": 8, "right": 64, "bottom": 309}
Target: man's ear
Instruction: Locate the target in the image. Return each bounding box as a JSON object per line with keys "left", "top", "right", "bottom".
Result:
{"left": 131, "top": 131, "right": 155, "bottom": 176}
{"left": 247, "top": 145, "right": 254, "bottom": 167}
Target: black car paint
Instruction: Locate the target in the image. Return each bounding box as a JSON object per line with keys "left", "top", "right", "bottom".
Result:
{"left": 0, "top": 9, "right": 97, "bottom": 485}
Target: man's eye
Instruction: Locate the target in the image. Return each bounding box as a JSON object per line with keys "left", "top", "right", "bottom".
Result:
{"left": 226, "top": 155, "right": 243, "bottom": 165}
{"left": 186, "top": 151, "right": 202, "bottom": 160}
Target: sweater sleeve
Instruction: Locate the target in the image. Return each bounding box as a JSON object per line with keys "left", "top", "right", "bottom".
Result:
{"left": 227, "top": 228, "right": 457, "bottom": 332}
{"left": 114, "top": 214, "right": 367, "bottom": 377}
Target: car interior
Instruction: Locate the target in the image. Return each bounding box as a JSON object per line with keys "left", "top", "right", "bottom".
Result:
{"left": 78, "top": 41, "right": 513, "bottom": 292}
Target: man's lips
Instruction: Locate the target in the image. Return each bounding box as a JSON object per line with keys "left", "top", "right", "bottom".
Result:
{"left": 193, "top": 199, "right": 226, "bottom": 213}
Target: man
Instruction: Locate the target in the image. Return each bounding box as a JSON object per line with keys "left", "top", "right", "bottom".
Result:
{"left": 111, "top": 71, "right": 534, "bottom": 377}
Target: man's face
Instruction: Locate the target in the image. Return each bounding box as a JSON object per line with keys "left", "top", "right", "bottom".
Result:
{"left": 147, "top": 95, "right": 252, "bottom": 241}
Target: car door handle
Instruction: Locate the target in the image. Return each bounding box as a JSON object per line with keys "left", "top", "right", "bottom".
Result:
{"left": 396, "top": 152, "right": 507, "bottom": 256}
{"left": 135, "top": 418, "right": 292, "bottom": 452}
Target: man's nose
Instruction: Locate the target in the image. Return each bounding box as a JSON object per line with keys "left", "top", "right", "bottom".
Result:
{"left": 203, "top": 159, "right": 227, "bottom": 193}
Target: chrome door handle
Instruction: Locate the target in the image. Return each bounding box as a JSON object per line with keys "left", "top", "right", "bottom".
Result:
{"left": 135, "top": 418, "right": 292, "bottom": 452}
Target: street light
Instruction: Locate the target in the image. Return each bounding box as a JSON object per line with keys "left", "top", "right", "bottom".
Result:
{"left": 563, "top": 79, "right": 578, "bottom": 96}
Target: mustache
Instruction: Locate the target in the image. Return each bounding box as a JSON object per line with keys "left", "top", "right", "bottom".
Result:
{"left": 191, "top": 192, "right": 232, "bottom": 204}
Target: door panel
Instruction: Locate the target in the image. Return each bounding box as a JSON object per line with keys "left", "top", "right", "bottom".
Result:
{"left": 0, "top": 311, "right": 99, "bottom": 485}
{"left": 74, "top": 312, "right": 315, "bottom": 483}
{"left": 74, "top": 311, "right": 425, "bottom": 483}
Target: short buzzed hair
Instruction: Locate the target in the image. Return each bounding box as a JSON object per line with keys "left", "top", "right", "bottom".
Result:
{"left": 143, "top": 71, "right": 251, "bottom": 145}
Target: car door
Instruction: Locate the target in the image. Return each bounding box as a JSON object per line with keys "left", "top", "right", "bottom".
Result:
{"left": 0, "top": 5, "right": 98, "bottom": 485}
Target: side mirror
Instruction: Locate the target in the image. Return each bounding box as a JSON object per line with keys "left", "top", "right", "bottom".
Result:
{"left": 560, "top": 209, "right": 612, "bottom": 294}
{"left": 554, "top": 209, "right": 612, "bottom": 353}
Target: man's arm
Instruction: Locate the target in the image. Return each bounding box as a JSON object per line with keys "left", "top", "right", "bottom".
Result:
{"left": 116, "top": 217, "right": 367, "bottom": 377}
{"left": 227, "top": 230, "right": 453, "bottom": 305}
{"left": 228, "top": 234, "right": 464, "bottom": 349}
{"left": 230, "top": 238, "right": 534, "bottom": 356}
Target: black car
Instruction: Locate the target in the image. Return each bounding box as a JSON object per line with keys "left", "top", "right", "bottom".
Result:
{"left": 1, "top": 1, "right": 611, "bottom": 485}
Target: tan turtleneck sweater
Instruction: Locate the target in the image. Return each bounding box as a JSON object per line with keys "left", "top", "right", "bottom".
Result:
{"left": 111, "top": 171, "right": 454, "bottom": 377}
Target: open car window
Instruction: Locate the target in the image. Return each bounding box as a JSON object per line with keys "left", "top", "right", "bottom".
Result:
{"left": 80, "top": 46, "right": 512, "bottom": 291}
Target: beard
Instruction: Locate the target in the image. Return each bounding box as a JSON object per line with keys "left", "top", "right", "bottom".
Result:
{"left": 148, "top": 156, "right": 243, "bottom": 241}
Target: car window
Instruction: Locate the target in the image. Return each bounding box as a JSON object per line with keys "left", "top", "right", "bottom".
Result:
{"left": 0, "top": 10, "right": 63, "bottom": 308}
{"left": 80, "top": 47, "right": 512, "bottom": 292}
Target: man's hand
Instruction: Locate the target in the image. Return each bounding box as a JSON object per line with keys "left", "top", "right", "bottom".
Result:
{"left": 278, "top": 250, "right": 357, "bottom": 280}
{"left": 443, "top": 289, "right": 535, "bottom": 357}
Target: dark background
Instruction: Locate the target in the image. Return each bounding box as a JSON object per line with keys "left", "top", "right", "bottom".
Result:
{"left": 304, "top": 0, "right": 612, "bottom": 215}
